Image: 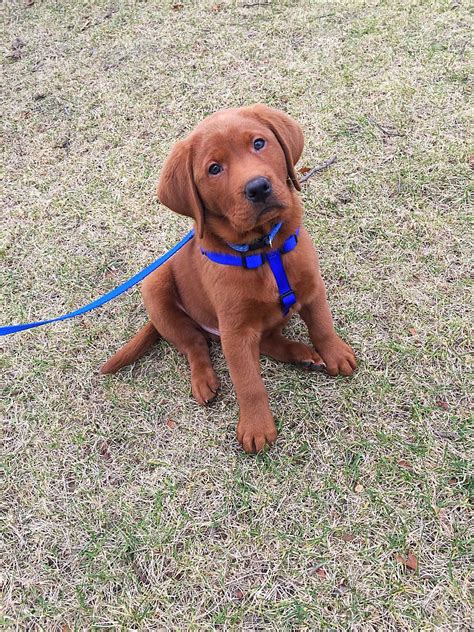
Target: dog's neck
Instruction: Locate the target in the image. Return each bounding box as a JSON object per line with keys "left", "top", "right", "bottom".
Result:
{"left": 199, "top": 202, "right": 302, "bottom": 254}
{"left": 226, "top": 222, "right": 283, "bottom": 252}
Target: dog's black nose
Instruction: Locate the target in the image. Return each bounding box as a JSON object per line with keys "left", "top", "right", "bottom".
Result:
{"left": 245, "top": 177, "right": 272, "bottom": 203}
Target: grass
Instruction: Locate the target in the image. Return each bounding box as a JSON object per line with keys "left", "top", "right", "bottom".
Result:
{"left": 1, "top": 0, "right": 472, "bottom": 629}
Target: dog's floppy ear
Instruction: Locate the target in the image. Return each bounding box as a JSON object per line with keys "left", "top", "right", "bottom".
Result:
{"left": 249, "top": 104, "right": 304, "bottom": 192}
{"left": 157, "top": 138, "right": 205, "bottom": 238}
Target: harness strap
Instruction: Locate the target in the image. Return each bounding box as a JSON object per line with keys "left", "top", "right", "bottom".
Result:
{"left": 280, "top": 232, "right": 298, "bottom": 255}
{"left": 198, "top": 249, "right": 266, "bottom": 269}
{"left": 266, "top": 250, "right": 297, "bottom": 315}
{"left": 201, "top": 228, "right": 299, "bottom": 315}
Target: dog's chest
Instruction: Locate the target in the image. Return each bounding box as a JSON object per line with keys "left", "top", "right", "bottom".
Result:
{"left": 236, "top": 249, "right": 316, "bottom": 322}
{"left": 198, "top": 236, "right": 318, "bottom": 333}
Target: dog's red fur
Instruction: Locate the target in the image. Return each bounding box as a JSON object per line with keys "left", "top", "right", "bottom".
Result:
{"left": 101, "top": 105, "right": 356, "bottom": 453}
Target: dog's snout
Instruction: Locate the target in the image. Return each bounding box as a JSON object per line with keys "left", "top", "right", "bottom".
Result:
{"left": 245, "top": 177, "right": 272, "bottom": 203}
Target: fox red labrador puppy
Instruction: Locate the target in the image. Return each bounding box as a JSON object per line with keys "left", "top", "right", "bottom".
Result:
{"left": 101, "top": 104, "right": 356, "bottom": 453}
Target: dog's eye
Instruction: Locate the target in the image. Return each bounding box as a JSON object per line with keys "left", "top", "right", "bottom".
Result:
{"left": 253, "top": 138, "right": 266, "bottom": 151}
{"left": 208, "top": 163, "right": 222, "bottom": 175}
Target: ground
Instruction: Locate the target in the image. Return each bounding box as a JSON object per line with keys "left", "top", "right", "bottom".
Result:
{"left": 1, "top": 0, "right": 472, "bottom": 629}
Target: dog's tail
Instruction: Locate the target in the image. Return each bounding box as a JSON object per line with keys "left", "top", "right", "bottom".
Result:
{"left": 100, "top": 321, "right": 160, "bottom": 374}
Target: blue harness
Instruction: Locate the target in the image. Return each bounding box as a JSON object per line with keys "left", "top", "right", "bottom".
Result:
{"left": 201, "top": 224, "right": 299, "bottom": 315}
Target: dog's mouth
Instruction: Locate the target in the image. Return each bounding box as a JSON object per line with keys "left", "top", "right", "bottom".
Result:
{"left": 205, "top": 199, "right": 287, "bottom": 244}
{"left": 253, "top": 203, "right": 286, "bottom": 230}
{"left": 258, "top": 202, "right": 286, "bottom": 217}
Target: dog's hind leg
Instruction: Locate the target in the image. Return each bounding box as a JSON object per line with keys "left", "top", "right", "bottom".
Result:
{"left": 260, "top": 330, "right": 325, "bottom": 371}
{"left": 142, "top": 272, "right": 220, "bottom": 405}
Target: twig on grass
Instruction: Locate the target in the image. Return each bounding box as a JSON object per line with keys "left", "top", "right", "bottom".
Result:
{"left": 240, "top": 0, "right": 271, "bottom": 7}
{"left": 367, "top": 116, "right": 404, "bottom": 137}
{"left": 298, "top": 156, "right": 337, "bottom": 184}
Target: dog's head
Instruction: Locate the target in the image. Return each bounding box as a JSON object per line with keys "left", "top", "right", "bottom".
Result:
{"left": 157, "top": 104, "right": 304, "bottom": 241}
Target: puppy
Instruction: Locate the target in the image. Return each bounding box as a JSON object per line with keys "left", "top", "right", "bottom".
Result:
{"left": 101, "top": 105, "right": 356, "bottom": 453}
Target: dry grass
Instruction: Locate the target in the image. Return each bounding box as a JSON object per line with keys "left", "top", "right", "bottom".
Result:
{"left": 1, "top": 0, "right": 472, "bottom": 629}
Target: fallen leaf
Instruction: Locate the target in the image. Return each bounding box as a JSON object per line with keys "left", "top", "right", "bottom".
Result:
{"left": 298, "top": 166, "right": 311, "bottom": 174}
{"left": 396, "top": 551, "right": 418, "bottom": 571}
{"left": 405, "top": 552, "right": 418, "bottom": 571}
{"left": 166, "top": 418, "right": 177, "bottom": 429}
{"left": 315, "top": 566, "right": 327, "bottom": 579}
{"left": 408, "top": 327, "right": 417, "bottom": 335}
{"left": 234, "top": 588, "right": 244, "bottom": 600}
{"left": 436, "top": 400, "right": 449, "bottom": 410}
{"left": 99, "top": 441, "right": 111, "bottom": 460}
{"left": 340, "top": 533, "right": 356, "bottom": 542}
{"left": 397, "top": 459, "right": 414, "bottom": 470}
{"left": 354, "top": 483, "right": 364, "bottom": 494}
{"left": 448, "top": 477, "right": 457, "bottom": 486}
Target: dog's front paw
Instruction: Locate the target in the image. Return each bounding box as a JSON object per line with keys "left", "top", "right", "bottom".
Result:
{"left": 191, "top": 366, "right": 220, "bottom": 405}
{"left": 236, "top": 414, "right": 277, "bottom": 454}
{"left": 317, "top": 336, "right": 357, "bottom": 377}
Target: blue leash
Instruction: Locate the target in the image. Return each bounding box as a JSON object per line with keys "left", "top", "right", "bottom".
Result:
{"left": 0, "top": 229, "right": 195, "bottom": 336}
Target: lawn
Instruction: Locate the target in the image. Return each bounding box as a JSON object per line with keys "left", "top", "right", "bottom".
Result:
{"left": 1, "top": 0, "right": 472, "bottom": 629}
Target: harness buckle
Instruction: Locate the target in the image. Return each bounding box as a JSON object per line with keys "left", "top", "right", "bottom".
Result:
{"left": 280, "top": 289, "right": 296, "bottom": 312}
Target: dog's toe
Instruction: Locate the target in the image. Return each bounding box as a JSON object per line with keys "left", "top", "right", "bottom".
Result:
{"left": 300, "top": 360, "right": 326, "bottom": 372}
